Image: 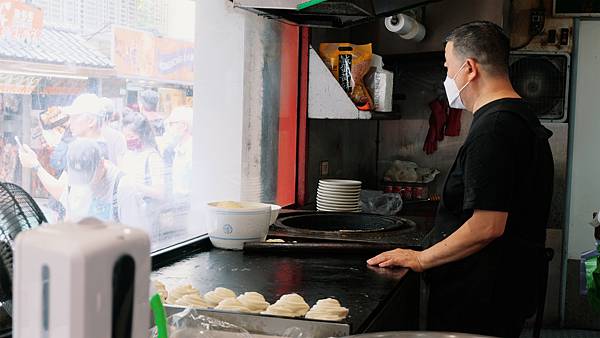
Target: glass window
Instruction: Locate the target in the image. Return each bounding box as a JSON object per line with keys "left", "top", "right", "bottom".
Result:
{"left": 1, "top": 0, "right": 195, "bottom": 252}
{"left": 0, "top": 0, "right": 300, "bottom": 252}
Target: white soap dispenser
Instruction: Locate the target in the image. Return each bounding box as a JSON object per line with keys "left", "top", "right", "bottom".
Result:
{"left": 13, "top": 218, "right": 151, "bottom": 338}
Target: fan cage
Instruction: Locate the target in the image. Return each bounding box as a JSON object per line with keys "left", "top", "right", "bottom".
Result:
{"left": 509, "top": 52, "right": 570, "bottom": 122}
{"left": 0, "top": 183, "right": 47, "bottom": 281}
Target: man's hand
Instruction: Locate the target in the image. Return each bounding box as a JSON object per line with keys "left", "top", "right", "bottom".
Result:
{"left": 367, "top": 248, "right": 425, "bottom": 272}
{"left": 18, "top": 144, "right": 40, "bottom": 169}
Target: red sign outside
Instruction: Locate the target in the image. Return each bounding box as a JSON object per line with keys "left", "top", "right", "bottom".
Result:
{"left": 0, "top": 0, "right": 43, "bottom": 43}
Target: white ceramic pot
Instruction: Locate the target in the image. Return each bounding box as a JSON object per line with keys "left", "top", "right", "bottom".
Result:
{"left": 206, "top": 201, "right": 281, "bottom": 250}
{"left": 269, "top": 204, "right": 282, "bottom": 225}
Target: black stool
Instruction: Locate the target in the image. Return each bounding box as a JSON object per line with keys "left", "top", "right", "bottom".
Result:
{"left": 533, "top": 248, "right": 555, "bottom": 338}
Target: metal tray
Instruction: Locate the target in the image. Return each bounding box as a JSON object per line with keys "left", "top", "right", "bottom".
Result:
{"left": 164, "top": 305, "right": 350, "bottom": 337}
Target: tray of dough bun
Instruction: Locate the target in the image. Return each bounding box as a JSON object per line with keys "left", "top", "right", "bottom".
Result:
{"left": 155, "top": 281, "right": 351, "bottom": 337}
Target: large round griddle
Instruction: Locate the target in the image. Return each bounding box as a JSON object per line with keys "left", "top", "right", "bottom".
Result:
{"left": 275, "top": 212, "right": 415, "bottom": 233}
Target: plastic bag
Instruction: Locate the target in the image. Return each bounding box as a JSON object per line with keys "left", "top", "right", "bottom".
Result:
{"left": 383, "top": 160, "right": 440, "bottom": 183}
{"left": 360, "top": 190, "right": 403, "bottom": 215}
{"left": 319, "top": 43, "right": 373, "bottom": 110}
{"left": 150, "top": 308, "right": 252, "bottom": 338}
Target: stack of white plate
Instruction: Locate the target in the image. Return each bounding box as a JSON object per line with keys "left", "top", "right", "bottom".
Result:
{"left": 317, "top": 179, "right": 362, "bottom": 212}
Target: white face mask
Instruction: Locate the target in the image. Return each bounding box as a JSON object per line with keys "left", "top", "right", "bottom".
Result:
{"left": 443, "top": 61, "right": 471, "bottom": 109}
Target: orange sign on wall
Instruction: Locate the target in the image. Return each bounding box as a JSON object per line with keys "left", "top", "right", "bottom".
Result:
{"left": 112, "top": 26, "right": 194, "bottom": 84}
{"left": 0, "top": 73, "right": 40, "bottom": 94}
{"left": 0, "top": 0, "right": 43, "bottom": 43}
{"left": 155, "top": 36, "right": 194, "bottom": 83}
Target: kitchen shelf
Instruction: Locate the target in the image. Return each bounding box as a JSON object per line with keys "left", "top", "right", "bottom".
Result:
{"left": 370, "top": 112, "right": 403, "bottom": 120}
{"left": 308, "top": 47, "right": 402, "bottom": 121}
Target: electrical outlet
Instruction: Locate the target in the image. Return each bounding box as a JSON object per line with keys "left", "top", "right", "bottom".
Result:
{"left": 529, "top": 9, "right": 545, "bottom": 35}
{"left": 560, "top": 28, "right": 569, "bottom": 45}
{"left": 547, "top": 29, "right": 557, "bottom": 44}
{"left": 520, "top": 17, "right": 573, "bottom": 52}
{"left": 320, "top": 160, "right": 329, "bottom": 177}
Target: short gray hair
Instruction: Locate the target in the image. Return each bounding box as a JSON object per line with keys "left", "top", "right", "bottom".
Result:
{"left": 139, "top": 89, "right": 159, "bottom": 111}
{"left": 445, "top": 21, "right": 510, "bottom": 75}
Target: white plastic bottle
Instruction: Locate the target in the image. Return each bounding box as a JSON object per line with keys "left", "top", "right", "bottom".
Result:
{"left": 365, "top": 54, "right": 394, "bottom": 112}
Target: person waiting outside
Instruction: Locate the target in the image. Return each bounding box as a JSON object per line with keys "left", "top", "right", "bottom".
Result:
{"left": 100, "top": 97, "right": 127, "bottom": 163}
{"left": 19, "top": 93, "right": 126, "bottom": 208}
{"left": 162, "top": 106, "right": 193, "bottom": 197}
{"left": 29, "top": 138, "right": 142, "bottom": 227}
{"left": 64, "top": 94, "right": 125, "bottom": 165}
{"left": 138, "top": 89, "right": 165, "bottom": 137}
{"left": 120, "top": 109, "right": 167, "bottom": 239}
{"left": 154, "top": 106, "right": 193, "bottom": 240}
{"left": 120, "top": 109, "right": 166, "bottom": 198}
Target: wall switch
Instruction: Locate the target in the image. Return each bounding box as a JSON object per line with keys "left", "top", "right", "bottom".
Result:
{"left": 320, "top": 160, "right": 329, "bottom": 176}
{"left": 530, "top": 9, "right": 545, "bottom": 35}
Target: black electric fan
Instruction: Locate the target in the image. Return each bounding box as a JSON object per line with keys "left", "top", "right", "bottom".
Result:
{"left": 509, "top": 53, "right": 569, "bottom": 121}
{"left": 0, "top": 182, "right": 47, "bottom": 318}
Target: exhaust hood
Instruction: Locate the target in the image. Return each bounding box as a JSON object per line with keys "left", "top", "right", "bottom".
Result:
{"left": 232, "top": 0, "right": 440, "bottom": 28}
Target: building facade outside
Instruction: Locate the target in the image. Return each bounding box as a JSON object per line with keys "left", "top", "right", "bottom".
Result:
{"left": 30, "top": 0, "right": 168, "bottom": 38}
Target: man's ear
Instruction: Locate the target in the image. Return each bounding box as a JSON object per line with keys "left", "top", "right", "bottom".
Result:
{"left": 465, "top": 58, "right": 478, "bottom": 82}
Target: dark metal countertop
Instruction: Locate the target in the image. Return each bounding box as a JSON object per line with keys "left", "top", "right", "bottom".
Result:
{"left": 152, "top": 247, "right": 413, "bottom": 333}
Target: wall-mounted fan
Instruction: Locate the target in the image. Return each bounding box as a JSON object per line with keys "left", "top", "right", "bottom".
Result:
{"left": 509, "top": 51, "right": 570, "bottom": 122}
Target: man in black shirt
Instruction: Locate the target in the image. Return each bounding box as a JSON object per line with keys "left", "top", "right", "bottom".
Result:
{"left": 367, "top": 21, "right": 554, "bottom": 337}
{"left": 139, "top": 89, "right": 165, "bottom": 137}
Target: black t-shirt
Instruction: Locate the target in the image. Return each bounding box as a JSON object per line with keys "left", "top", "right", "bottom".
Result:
{"left": 423, "top": 98, "right": 554, "bottom": 316}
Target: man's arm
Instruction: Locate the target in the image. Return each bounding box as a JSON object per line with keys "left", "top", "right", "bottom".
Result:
{"left": 367, "top": 209, "right": 507, "bottom": 271}
{"left": 19, "top": 144, "right": 67, "bottom": 200}
{"left": 418, "top": 209, "right": 507, "bottom": 268}
{"left": 36, "top": 168, "right": 67, "bottom": 200}
{"left": 368, "top": 129, "right": 516, "bottom": 271}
